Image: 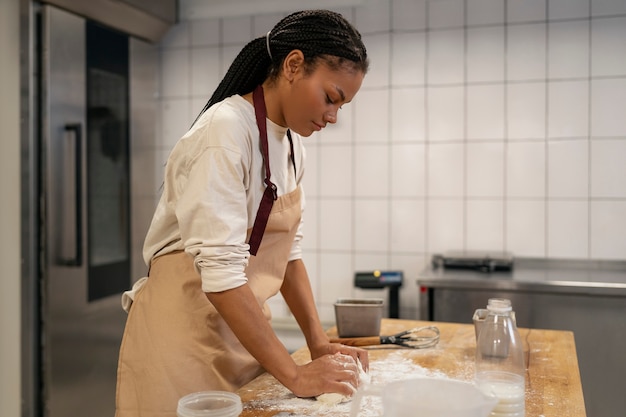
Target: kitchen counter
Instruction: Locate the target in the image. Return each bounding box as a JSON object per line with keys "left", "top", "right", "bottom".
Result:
{"left": 418, "top": 257, "right": 626, "bottom": 296}
{"left": 416, "top": 257, "right": 625, "bottom": 417}
{"left": 237, "top": 318, "right": 586, "bottom": 417}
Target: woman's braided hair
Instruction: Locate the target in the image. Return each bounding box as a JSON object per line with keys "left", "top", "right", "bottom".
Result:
{"left": 195, "top": 9, "right": 368, "bottom": 121}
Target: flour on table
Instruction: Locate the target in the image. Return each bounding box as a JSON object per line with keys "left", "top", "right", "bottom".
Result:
{"left": 244, "top": 351, "right": 450, "bottom": 417}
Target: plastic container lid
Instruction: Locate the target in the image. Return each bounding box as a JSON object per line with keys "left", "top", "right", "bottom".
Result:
{"left": 177, "top": 391, "right": 243, "bottom": 417}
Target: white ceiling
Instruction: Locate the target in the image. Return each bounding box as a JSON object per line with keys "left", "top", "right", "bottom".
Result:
{"left": 179, "top": 0, "right": 371, "bottom": 19}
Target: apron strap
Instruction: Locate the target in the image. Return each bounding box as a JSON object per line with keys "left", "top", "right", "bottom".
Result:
{"left": 248, "top": 85, "right": 296, "bottom": 255}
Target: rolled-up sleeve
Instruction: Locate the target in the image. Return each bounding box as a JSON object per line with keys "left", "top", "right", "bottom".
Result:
{"left": 178, "top": 144, "right": 251, "bottom": 293}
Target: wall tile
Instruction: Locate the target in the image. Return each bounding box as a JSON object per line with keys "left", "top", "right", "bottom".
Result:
{"left": 591, "top": 17, "right": 626, "bottom": 77}
{"left": 356, "top": 0, "right": 391, "bottom": 33}
{"left": 353, "top": 254, "right": 390, "bottom": 276}
{"left": 320, "top": 105, "right": 353, "bottom": 145}
{"left": 319, "top": 199, "right": 353, "bottom": 251}
{"left": 549, "top": 0, "right": 590, "bottom": 20}
{"left": 191, "top": 98, "right": 210, "bottom": 123}
{"left": 507, "top": 0, "right": 546, "bottom": 23}
{"left": 548, "top": 200, "right": 589, "bottom": 258}
{"left": 466, "top": 199, "right": 504, "bottom": 251}
{"left": 467, "top": 26, "right": 505, "bottom": 83}
{"left": 428, "top": 0, "right": 464, "bottom": 29}
{"left": 467, "top": 84, "right": 505, "bottom": 140}
{"left": 391, "top": 32, "right": 426, "bottom": 86}
{"left": 590, "top": 139, "right": 626, "bottom": 198}
{"left": 354, "top": 199, "right": 389, "bottom": 251}
{"left": 391, "top": 87, "right": 426, "bottom": 143}
{"left": 131, "top": 197, "right": 158, "bottom": 251}
{"left": 319, "top": 252, "right": 354, "bottom": 304}
{"left": 506, "top": 200, "right": 546, "bottom": 257}
{"left": 131, "top": 147, "right": 160, "bottom": 198}
{"left": 190, "top": 19, "right": 220, "bottom": 47}
{"left": 392, "top": 0, "right": 427, "bottom": 31}
{"left": 361, "top": 34, "right": 391, "bottom": 89}
{"left": 507, "top": 82, "right": 546, "bottom": 140}
{"left": 547, "top": 139, "right": 589, "bottom": 198}
{"left": 427, "top": 29, "right": 464, "bottom": 84}
{"left": 466, "top": 0, "right": 505, "bottom": 26}
{"left": 222, "top": 16, "right": 251, "bottom": 44}
{"left": 190, "top": 46, "right": 221, "bottom": 98}
{"left": 301, "top": 196, "right": 319, "bottom": 251}
{"left": 253, "top": 13, "right": 285, "bottom": 38}
{"left": 507, "top": 24, "right": 546, "bottom": 81}
{"left": 548, "top": 80, "right": 589, "bottom": 138}
{"left": 296, "top": 140, "right": 320, "bottom": 199}
{"left": 467, "top": 141, "right": 505, "bottom": 197}
{"left": 391, "top": 199, "right": 426, "bottom": 253}
{"left": 548, "top": 20, "right": 590, "bottom": 79}
{"left": 427, "top": 85, "right": 464, "bottom": 141}
{"left": 160, "top": 48, "right": 190, "bottom": 98}
{"left": 507, "top": 141, "right": 546, "bottom": 198}
{"left": 392, "top": 253, "right": 428, "bottom": 317}
{"left": 427, "top": 142, "right": 464, "bottom": 197}
{"left": 161, "top": 21, "right": 190, "bottom": 48}
{"left": 320, "top": 145, "right": 352, "bottom": 197}
{"left": 591, "top": 78, "right": 626, "bottom": 137}
{"left": 302, "top": 141, "right": 319, "bottom": 197}
{"left": 355, "top": 144, "right": 389, "bottom": 197}
{"left": 391, "top": 143, "right": 426, "bottom": 197}
{"left": 302, "top": 251, "right": 319, "bottom": 297}
{"left": 160, "top": 98, "right": 191, "bottom": 150}
{"left": 221, "top": 44, "right": 244, "bottom": 74}
{"left": 354, "top": 89, "right": 390, "bottom": 143}
{"left": 427, "top": 199, "right": 464, "bottom": 253}
{"left": 590, "top": 201, "right": 626, "bottom": 259}
{"left": 592, "top": 0, "right": 626, "bottom": 17}
{"left": 152, "top": 0, "right": 626, "bottom": 316}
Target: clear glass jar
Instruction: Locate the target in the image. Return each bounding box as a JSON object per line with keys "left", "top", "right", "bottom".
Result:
{"left": 475, "top": 300, "right": 525, "bottom": 417}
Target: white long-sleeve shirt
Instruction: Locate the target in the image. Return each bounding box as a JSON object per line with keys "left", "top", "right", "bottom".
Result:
{"left": 143, "top": 94, "right": 306, "bottom": 293}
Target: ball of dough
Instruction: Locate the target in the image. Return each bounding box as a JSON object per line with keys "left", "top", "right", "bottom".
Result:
{"left": 316, "top": 358, "right": 370, "bottom": 405}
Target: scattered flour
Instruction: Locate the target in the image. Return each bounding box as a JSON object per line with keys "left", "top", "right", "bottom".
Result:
{"left": 243, "top": 351, "right": 452, "bottom": 417}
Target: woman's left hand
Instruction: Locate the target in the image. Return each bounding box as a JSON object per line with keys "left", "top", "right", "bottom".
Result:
{"left": 309, "top": 342, "right": 369, "bottom": 372}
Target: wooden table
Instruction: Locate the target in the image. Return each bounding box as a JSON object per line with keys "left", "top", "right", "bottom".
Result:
{"left": 238, "top": 319, "right": 586, "bottom": 416}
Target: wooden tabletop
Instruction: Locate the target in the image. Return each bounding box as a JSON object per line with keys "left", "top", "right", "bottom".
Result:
{"left": 237, "top": 318, "right": 586, "bottom": 416}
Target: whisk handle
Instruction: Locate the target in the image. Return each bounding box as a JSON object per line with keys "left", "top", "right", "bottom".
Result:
{"left": 329, "top": 336, "right": 382, "bottom": 347}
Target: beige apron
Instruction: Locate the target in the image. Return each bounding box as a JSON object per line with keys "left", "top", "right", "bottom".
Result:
{"left": 115, "top": 185, "right": 301, "bottom": 417}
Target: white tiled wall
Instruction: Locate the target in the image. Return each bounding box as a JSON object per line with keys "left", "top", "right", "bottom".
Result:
{"left": 138, "top": 0, "right": 626, "bottom": 322}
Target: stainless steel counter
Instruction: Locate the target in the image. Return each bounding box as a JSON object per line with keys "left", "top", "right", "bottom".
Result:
{"left": 417, "top": 257, "right": 626, "bottom": 417}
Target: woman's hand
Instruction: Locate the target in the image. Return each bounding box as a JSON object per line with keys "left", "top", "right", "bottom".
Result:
{"left": 309, "top": 342, "right": 369, "bottom": 372}
{"left": 288, "top": 352, "right": 363, "bottom": 398}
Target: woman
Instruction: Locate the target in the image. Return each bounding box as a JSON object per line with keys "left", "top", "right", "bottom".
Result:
{"left": 116, "top": 9, "right": 369, "bottom": 416}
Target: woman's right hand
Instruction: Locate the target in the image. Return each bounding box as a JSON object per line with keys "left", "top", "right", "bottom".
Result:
{"left": 288, "top": 353, "right": 362, "bottom": 398}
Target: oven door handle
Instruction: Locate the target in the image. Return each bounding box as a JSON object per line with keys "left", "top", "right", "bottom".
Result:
{"left": 59, "top": 122, "right": 83, "bottom": 267}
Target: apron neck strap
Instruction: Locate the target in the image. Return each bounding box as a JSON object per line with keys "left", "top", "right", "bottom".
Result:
{"left": 249, "top": 85, "right": 296, "bottom": 256}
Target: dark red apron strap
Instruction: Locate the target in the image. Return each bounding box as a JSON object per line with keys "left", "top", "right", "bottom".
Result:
{"left": 248, "top": 85, "right": 297, "bottom": 255}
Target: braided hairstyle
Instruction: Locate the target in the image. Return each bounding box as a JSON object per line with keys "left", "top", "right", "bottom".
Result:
{"left": 194, "top": 9, "right": 369, "bottom": 122}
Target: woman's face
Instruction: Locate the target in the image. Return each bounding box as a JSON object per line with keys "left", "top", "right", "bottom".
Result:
{"left": 280, "top": 56, "right": 365, "bottom": 137}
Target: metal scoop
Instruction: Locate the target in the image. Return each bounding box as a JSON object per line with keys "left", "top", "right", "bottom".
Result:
{"left": 330, "top": 326, "right": 440, "bottom": 349}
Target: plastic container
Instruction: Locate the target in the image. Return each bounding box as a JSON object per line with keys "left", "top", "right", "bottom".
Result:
{"left": 177, "top": 391, "right": 242, "bottom": 417}
{"left": 350, "top": 377, "right": 497, "bottom": 417}
{"left": 473, "top": 299, "right": 516, "bottom": 341}
{"left": 334, "top": 298, "right": 384, "bottom": 337}
{"left": 475, "top": 299, "right": 525, "bottom": 417}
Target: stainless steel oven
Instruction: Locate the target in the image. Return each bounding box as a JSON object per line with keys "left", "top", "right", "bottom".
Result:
{"left": 31, "top": 2, "right": 174, "bottom": 416}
